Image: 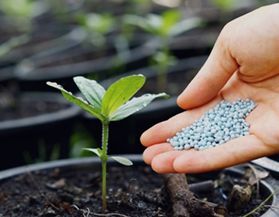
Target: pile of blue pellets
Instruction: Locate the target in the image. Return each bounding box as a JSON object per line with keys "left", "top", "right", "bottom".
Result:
{"left": 167, "top": 99, "right": 256, "bottom": 150}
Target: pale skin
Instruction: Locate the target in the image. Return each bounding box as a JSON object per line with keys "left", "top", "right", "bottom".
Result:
{"left": 140, "top": 4, "right": 279, "bottom": 174}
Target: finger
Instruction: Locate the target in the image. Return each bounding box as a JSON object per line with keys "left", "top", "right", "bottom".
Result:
{"left": 173, "top": 135, "right": 272, "bottom": 173}
{"left": 143, "top": 143, "right": 173, "bottom": 165}
{"left": 177, "top": 24, "right": 239, "bottom": 109}
{"left": 151, "top": 150, "right": 186, "bottom": 174}
{"left": 140, "top": 97, "right": 222, "bottom": 147}
{"left": 140, "top": 111, "right": 199, "bottom": 147}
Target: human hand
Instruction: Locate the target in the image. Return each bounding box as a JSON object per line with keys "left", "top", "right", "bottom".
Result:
{"left": 140, "top": 4, "right": 279, "bottom": 174}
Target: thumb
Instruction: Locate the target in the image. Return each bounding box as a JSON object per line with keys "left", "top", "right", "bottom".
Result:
{"left": 177, "top": 26, "right": 239, "bottom": 109}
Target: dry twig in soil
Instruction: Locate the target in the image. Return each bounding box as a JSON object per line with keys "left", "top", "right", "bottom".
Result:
{"left": 164, "top": 174, "right": 216, "bottom": 217}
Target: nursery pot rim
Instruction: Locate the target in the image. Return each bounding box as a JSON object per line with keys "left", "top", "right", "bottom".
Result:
{"left": 0, "top": 155, "right": 277, "bottom": 217}
{"left": 14, "top": 38, "right": 156, "bottom": 81}
{"left": 0, "top": 91, "right": 80, "bottom": 131}
{"left": 0, "top": 155, "right": 142, "bottom": 180}
{"left": 1, "top": 26, "right": 81, "bottom": 64}
{"left": 0, "top": 66, "right": 15, "bottom": 81}
{"left": 252, "top": 157, "right": 279, "bottom": 175}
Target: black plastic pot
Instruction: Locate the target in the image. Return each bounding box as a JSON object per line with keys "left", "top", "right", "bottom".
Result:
{"left": 0, "top": 26, "right": 84, "bottom": 92}
{"left": 0, "top": 66, "right": 16, "bottom": 85}
{"left": 185, "top": 0, "right": 261, "bottom": 24}
{"left": 253, "top": 155, "right": 279, "bottom": 178}
{"left": 81, "top": 0, "right": 174, "bottom": 16}
{"left": 169, "top": 25, "right": 220, "bottom": 59}
{"left": 0, "top": 156, "right": 277, "bottom": 216}
{"left": 15, "top": 34, "right": 156, "bottom": 92}
{"left": 0, "top": 17, "right": 23, "bottom": 44}
{"left": 82, "top": 56, "right": 207, "bottom": 154}
{"left": 0, "top": 25, "right": 80, "bottom": 67}
{"left": 0, "top": 92, "right": 81, "bottom": 170}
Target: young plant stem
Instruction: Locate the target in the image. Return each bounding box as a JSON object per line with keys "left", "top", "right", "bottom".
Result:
{"left": 101, "top": 121, "right": 109, "bottom": 211}
{"left": 157, "top": 37, "right": 169, "bottom": 92}
{"left": 157, "top": 63, "right": 168, "bottom": 92}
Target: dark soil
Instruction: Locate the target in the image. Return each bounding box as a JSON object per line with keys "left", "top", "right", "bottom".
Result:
{"left": 0, "top": 93, "right": 69, "bottom": 121}
{"left": 0, "top": 166, "right": 171, "bottom": 217}
{"left": 187, "top": 169, "right": 270, "bottom": 217}
{"left": 0, "top": 165, "right": 270, "bottom": 217}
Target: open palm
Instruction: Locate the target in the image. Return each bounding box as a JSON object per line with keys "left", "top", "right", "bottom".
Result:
{"left": 140, "top": 4, "right": 279, "bottom": 173}
{"left": 141, "top": 73, "right": 279, "bottom": 173}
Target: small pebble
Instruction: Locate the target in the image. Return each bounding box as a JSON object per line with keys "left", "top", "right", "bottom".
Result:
{"left": 168, "top": 99, "right": 256, "bottom": 151}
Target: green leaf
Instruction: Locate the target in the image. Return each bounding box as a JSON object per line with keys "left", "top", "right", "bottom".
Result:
{"left": 73, "top": 76, "right": 105, "bottom": 110}
{"left": 46, "top": 82, "right": 105, "bottom": 121}
{"left": 83, "top": 148, "right": 102, "bottom": 157}
{"left": 161, "top": 10, "right": 181, "bottom": 36}
{"left": 86, "top": 13, "right": 114, "bottom": 34}
{"left": 110, "top": 156, "right": 133, "bottom": 166}
{"left": 123, "top": 15, "right": 152, "bottom": 33}
{"left": 102, "top": 75, "right": 145, "bottom": 116}
{"left": 0, "top": 34, "right": 30, "bottom": 57}
{"left": 146, "top": 14, "right": 162, "bottom": 31}
{"left": 110, "top": 93, "right": 168, "bottom": 121}
{"left": 212, "top": 0, "right": 235, "bottom": 11}
{"left": 0, "top": 0, "right": 34, "bottom": 17}
{"left": 169, "top": 17, "right": 201, "bottom": 37}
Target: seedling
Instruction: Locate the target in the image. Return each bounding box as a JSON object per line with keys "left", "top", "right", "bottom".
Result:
{"left": 76, "top": 13, "right": 115, "bottom": 48}
{"left": 0, "top": 0, "right": 47, "bottom": 31}
{"left": 124, "top": 10, "right": 201, "bottom": 91}
{"left": 47, "top": 75, "right": 168, "bottom": 211}
{"left": 76, "top": 13, "right": 130, "bottom": 73}
{"left": 212, "top": 0, "right": 235, "bottom": 11}
{"left": 0, "top": 34, "right": 30, "bottom": 58}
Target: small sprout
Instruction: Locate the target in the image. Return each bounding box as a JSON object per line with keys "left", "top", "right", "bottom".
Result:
{"left": 0, "top": 0, "right": 34, "bottom": 18}
{"left": 86, "top": 13, "right": 114, "bottom": 35}
{"left": 124, "top": 10, "right": 201, "bottom": 91}
{"left": 212, "top": 0, "right": 235, "bottom": 11}
{"left": 0, "top": 34, "right": 30, "bottom": 57}
{"left": 123, "top": 10, "right": 201, "bottom": 39}
{"left": 0, "top": 0, "right": 47, "bottom": 30}
{"left": 47, "top": 74, "right": 168, "bottom": 211}
{"left": 76, "top": 13, "right": 115, "bottom": 47}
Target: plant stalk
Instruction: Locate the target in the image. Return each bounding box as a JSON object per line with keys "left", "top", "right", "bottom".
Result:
{"left": 157, "top": 62, "right": 168, "bottom": 92}
{"left": 157, "top": 37, "right": 170, "bottom": 92}
{"left": 101, "top": 121, "right": 109, "bottom": 211}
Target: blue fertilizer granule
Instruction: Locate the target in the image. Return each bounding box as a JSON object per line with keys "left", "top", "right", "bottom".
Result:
{"left": 167, "top": 99, "right": 256, "bottom": 150}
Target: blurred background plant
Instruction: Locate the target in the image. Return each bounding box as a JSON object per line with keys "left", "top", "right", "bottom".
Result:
{"left": 76, "top": 13, "right": 115, "bottom": 48}
{"left": 0, "top": 35, "right": 30, "bottom": 58}
{"left": 69, "top": 125, "right": 98, "bottom": 158}
{"left": 23, "top": 125, "right": 97, "bottom": 165}
{"left": 0, "top": 0, "right": 49, "bottom": 31}
{"left": 123, "top": 10, "right": 201, "bottom": 91}
{"left": 23, "top": 141, "right": 60, "bottom": 164}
